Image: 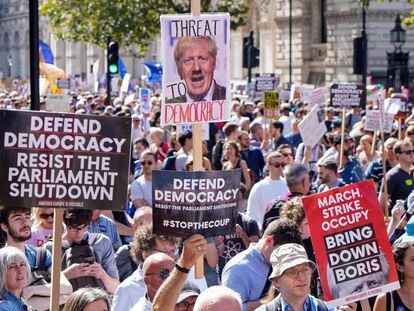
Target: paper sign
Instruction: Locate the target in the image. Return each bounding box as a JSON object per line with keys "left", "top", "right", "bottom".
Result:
{"left": 308, "top": 87, "right": 327, "bottom": 106}
{"left": 56, "top": 79, "right": 69, "bottom": 89}
{"left": 364, "top": 110, "right": 394, "bottom": 133}
{"left": 120, "top": 73, "right": 131, "bottom": 94}
{"left": 176, "top": 122, "right": 209, "bottom": 140}
{"left": 298, "top": 105, "right": 327, "bottom": 148}
{"left": 255, "top": 73, "right": 276, "bottom": 92}
{"left": 264, "top": 91, "right": 280, "bottom": 120}
{"left": 330, "top": 83, "right": 365, "bottom": 108}
{"left": 46, "top": 94, "right": 71, "bottom": 112}
{"left": 152, "top": 170, "right": 240, "bottom": 237}
{"left": 301, "top": 180, "right": 399, "bottom": 308}
{"left": 139, "top": 88, "right": 151, "bottom": 114}
{"left": 161, "top": 14, "right": 231, "bottom": 125}
{"left": 300, "top": 84, "right": 315, "bottom": 103}
{"left": 384, "top": 98, "right": 402, "bottom": 115}
{"left": 0, "top": 110, "right": 131, "bottom": 210}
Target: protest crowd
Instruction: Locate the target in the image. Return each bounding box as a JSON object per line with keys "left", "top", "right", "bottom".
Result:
{"left": 2, "top": 71, "right": 414, "bottom": 311}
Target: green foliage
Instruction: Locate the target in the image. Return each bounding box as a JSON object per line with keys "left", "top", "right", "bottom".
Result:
{"left": 40, "top": 0, "right": 251, "bottom": 56}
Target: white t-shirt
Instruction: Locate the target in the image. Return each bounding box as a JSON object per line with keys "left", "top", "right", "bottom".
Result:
{"left": 130, "top": 175, "right": 152, "bottom": 206}
{"left": 246, "top": 177, "right": 289, "bottom": 230}
{"left": 27, "top": 224, "right": 54, "bottom": 247}
{"left": 130, "top": 296, "right": 152, "bottom": 311}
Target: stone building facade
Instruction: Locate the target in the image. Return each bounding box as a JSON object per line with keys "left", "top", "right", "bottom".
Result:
{"left": 1, "top": 0, "right": 413, "bottom": 87}
{"left": 230, "top": 0, "right": 414, "bottom": 86}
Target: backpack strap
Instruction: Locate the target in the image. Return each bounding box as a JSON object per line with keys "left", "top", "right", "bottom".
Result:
{"left": 35, "top": 247, "right": 47, "bottom": 272}
{"left": 88, "top": 233, "right": 99, "bottom": 246}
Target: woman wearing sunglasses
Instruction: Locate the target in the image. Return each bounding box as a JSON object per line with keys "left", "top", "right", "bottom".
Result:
{"left": 222, "top": 141, "right": 251, "bottom": 190}
{"left": 27, "top": 208, "right": 55, "bottom": 247}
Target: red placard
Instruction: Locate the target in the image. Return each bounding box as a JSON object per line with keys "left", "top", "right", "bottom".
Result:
{"left": 301, "top": 180, "right": 399, "bottom": 308}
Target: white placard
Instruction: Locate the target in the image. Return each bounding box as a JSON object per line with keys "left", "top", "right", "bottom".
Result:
{"left": 121, "top": 73, "right": 131, "bottom": 94}
{"left": 364, "top": 110, "right": 394, "bottom": 133}
{"left": 46, "top": 94, "right": 71, "bottom": 112}
{"left": 176, "top": 122, "right": 209, "bottom": 140}
{"left": 298, "top": 105, "right": 327, "bottom": 148}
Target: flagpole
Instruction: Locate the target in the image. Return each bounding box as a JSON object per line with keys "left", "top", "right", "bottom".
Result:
{"left": 29, "top": 0, "right": 40, "bottom": 110}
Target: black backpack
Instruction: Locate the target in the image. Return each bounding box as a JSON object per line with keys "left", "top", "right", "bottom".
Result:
{"left": 29, "top": 247, "right": 51, "bottom": 286}
{"left": 61, "top": 234, "right": 105, "bottom": 291}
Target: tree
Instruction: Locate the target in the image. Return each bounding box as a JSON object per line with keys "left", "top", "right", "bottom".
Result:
{"left": 40, "top": 0, "right": 250, "bottom": 55}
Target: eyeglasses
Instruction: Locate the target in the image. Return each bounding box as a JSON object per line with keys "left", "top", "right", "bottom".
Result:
{"left": 176, "top": 300, "right": 196, "bottom": 311}
{"left": 269, "top": 162, "right": 285, "bottom": 168}
{"left": 67, "top": 225, "right": 88, "bottom": 232}
{"left": 141, "top": 160, "right": 154, "bottom": 166}
{"left": 281, "top": 153, "right": 293, "bottom": 157}
{"left": 145, "top": 268, "right": 170, "bottom": 280}
{"left": 39, "top": 213, "right": 54, "bottom": 220}
{"left": 283, "top": 267, "right": 314, "bottom": 279}
{"left": 398, "top": 150, "right": 414, "bottom": 155}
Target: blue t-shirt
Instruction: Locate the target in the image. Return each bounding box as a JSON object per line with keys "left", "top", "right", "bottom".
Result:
{"left": 25, "top": 244, "right": 52, "bottom": 272}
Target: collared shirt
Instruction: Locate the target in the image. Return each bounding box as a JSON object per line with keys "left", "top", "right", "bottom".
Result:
{"left": 222, "top": 245, "right": 269, "bottom": 311}
{"left": 186, "top": 80, "right": 215, "bottom": 102}
{"left": 25, "top": 244, "right": 52, "bottom": 272}
{"left": 88, "top": 215, "right": 122, "bottom": 251}
{"left": 281, "top": 295, "right": 312, "bottom": 311}
{"left": 0, "top": 290, "right": 29, "bottom": 311}
{"left": 130, "top": 294, "right": 152, "bottom": 311}
{"left": 111, "top": 266, "right": 146, "bottom": 311}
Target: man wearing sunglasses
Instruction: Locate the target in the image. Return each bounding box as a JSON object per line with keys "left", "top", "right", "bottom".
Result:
{"left": 131, "top": 252, "right": 175, "bottom": 310}
{"left": 247, "top": 151, "right": 289, "bottom": 231}
{"left": 131, "top": 151, "right": 158, "bottom": 210}
{"left": 380, "top": 140, "right": 414, "bottom": 213}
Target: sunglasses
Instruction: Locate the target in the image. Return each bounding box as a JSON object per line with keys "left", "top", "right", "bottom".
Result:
{"left": 269, "top": 162, "right": 285, "bottom": 168}
{"left": 407, "top": 132, "right": 414, "bottom": 136}
{"left": 39, "top": 213, "right": 54, "bottom": 220}
{"left": 399, "top": 150, "right": 414, "bottom": 155}
{"left": 145, "top": 268, "right": 170, "bottom": 280}
{"left": 281, "top": 153, "right": 293, "bottom": 157}
{"left": 141, "top": 160, "right": 154, "bottom": 166}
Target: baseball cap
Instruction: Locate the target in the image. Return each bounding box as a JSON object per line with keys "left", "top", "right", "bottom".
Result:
{"left": 177, "top": 281, "right": 200, "bottom": 303}
{"left": 269, "top": 243, "right": 316, "bottom": 279}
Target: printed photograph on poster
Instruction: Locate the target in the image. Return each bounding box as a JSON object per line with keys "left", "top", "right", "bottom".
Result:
{"left": 298, "top": 105, "right": 327, "bottom": 148}
{"left": 152, "top": 170, "right": 241, "bottom": 238}
{"left": 0, "top": 110, "right": 131, "bottom": 210}
{"left": 139, "top": 88, "right": 151, "bottom": 114}
{"left": 330, "top": 83, "right": 365, "bottom": 108}
{"left": 160, "top": 14, "right": 231, "bottom": 126}
{"left": 301, "top": 180, "right": 399, "bottom": 308}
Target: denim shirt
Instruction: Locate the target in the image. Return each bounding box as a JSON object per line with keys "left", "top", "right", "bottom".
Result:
{"left": 0, "top": 290, "right": 28, "bottom": 311}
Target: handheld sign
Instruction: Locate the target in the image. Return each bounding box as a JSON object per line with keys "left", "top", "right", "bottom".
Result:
{"left": 152, "top": 170, "right": 240, "bottom": 238}
{"left": 364, "top": 110, "right": 394, "bottom": 134}
{"left": 139, "top": 88, "right": 151, "bottom": 114}
{"left": 330, "top": 83, "right": 365, "bottom": 109}
{"left": 264, "top": 91, "right": 280, "bottom": 120}
{"left": 255, "top": 73, "right": 276, "bottom": 92}
{"left": 301, "top": 180, "right": 399, "bottom": 308}
{"left": 160, "top": 13, "right": 231, "bottom": 126}
{"left": 0, "top": 110, "right": 131, "bottom": 210}
{"left": 298, "top": 105, "right": 327, "bottom": 148}
{"left": 176, "top": 122, "right": 209, "bottom": 140}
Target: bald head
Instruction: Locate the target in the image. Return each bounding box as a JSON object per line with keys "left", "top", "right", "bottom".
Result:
{"left": 142, "top": 252, "right": 174, "bottom": 274}
{"left": 133, "top": 206, "right": 153, "bottom": 229}
{"left": 194, "top": 286, "right": 242, "bottom": 311}
{"left": 143, "top": 253, "right": 175, "bottom": 301}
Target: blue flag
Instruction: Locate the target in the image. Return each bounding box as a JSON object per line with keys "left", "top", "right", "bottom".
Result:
{"left": 144, "top": 62, "right": 163, "bottom": 82}
{"left": 39, "top": 40, "right": 54, "bottom": 64}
